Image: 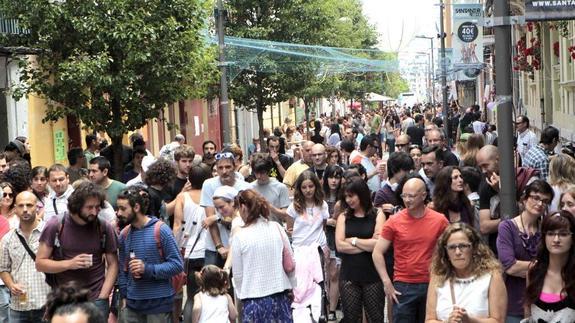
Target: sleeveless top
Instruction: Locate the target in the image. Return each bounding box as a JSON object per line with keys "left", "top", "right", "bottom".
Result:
{"left": 339, "top": 212, "right": 379, "bottom": 283}
{"left": 529, "top": 295, "right": 575, "bottom": 323}
{"left": 435, "top": 273, "right": 491, "bottom": 321}
{"left": 198, "top": 292, "right": 229, "bottom": 323}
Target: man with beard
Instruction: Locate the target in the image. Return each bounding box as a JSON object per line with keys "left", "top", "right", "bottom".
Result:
{"left": 201, "top": 141, "right": 217, "bottom": 168}
{"left": 116, "top": 186, "right": 183, "bottom": 323}
{"left": 36, "top": 182, "right": 118, "bottom": 317}
{"left": 200, "top": 151, "right": 250, "bottom": 267}
{"left": 0, "top": 192, "right": 51, "bottom": 322}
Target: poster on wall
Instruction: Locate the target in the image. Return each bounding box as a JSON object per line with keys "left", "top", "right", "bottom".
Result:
{"left": 53, "top": 130, "right": 66, "bottom": 163}
{"left": 452, "top": 4, "right": 484, "bottom": 81}
{"left": 525, "top": 0, "right": 575, "bottom": 21}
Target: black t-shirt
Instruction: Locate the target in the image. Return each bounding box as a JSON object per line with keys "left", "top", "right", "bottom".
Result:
{"left": 269, "top": 154, "right": 293, "bottom": 182}
{"left": 479, "top": 179, "right": 499, "bottom": 254}
{"left": 162, "top": 177, "right": 187, "bottom": 202}
{"left": 406, "top": 125, "right": 425, "bottom": 146}
{"left": 311, "top": 133, "right": 324, "bottom": 144}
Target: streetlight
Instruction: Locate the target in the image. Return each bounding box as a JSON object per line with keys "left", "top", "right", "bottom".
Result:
{"left": 415, "top": 35, "right": 435, "bottom": 105}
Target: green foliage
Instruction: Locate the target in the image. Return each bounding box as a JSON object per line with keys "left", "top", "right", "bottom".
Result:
{"left": 1, "top": 0, "right": 216, "bottom": 139}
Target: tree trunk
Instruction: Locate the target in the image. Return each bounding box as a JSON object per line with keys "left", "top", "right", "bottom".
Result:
{"left": 257, "top": 103, "right": 266, "bottom": 151}
{"left": 304, "top": 98, "right": 310, "bottom": 139}
{"left": 111, "top": 134, "right": 124, "bottom": 180}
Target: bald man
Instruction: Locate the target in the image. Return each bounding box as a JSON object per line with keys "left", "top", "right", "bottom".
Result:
{"left": 373, "top": 176, "right": 449, "bottom": 323}
{"left": 283, "top": 141, "right": 314, "bottom": 189}
{"left": 395, "top": 134, "right": 411, "bottom": 153}
{"left": 310, "top": 144, "right": 327, "bottom": 180}
{"left": 0, "top": 191, "right": 50, "bottom": 322}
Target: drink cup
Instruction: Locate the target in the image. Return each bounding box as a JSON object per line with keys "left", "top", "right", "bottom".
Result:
{"left": 87, "top": 254, "right": 93, "bottom": 267}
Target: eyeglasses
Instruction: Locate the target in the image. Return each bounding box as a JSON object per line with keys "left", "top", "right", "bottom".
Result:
{"left": 396, "top": 143, "right": 408, "bottom": 148}
{"left": 3, "top": 193, "right": 13, "bottom": 198}
{"left": 215, "top": 152, "right": 235, "bottom": 160}
{"left": 545, "top": 231, "right": 573, "bottom": 238}
{"left": 445, "top": 243, "right": 472, "bottom": 252}
{"left": 529, "top": 194, "right": 551, "bottom": 206}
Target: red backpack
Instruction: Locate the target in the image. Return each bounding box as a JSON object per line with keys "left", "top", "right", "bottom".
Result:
{"left": 120, "top": 221, "right": 187, "bottom": 293}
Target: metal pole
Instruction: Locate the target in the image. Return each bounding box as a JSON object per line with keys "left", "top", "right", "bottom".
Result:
{"left": 494, "top": 0, "right": 518, "bottom": 218}
{"left": 439, "top": 0, "right": 448, "bottom": 140}
{"left": 430, "top": 38, "right": 435, "bottom": 105}
{"left": 217, "top": 0, "right": 231, "bottom": 146}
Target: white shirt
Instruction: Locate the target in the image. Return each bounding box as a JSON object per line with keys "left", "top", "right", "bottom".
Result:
{"left": 197, "top": 292, "right": 229, "bottom": 323}
{"left": 517, "top": 129, "right": 538, "bottom": 160}
{"left": 287, "top": 201, "right": 329, "bottom": 248}
{"left": 232, "top": 218, "right": 293, "bottom": 299}
{"left": 435, "top": 273, "right": 492, "bottom": 321}
{"left": 43, "top": 186, "right": 74, "bottom": 222}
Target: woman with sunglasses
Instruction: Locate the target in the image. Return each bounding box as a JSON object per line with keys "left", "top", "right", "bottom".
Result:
{"left": 0, "top": 182, "right": 17, "bottom": 229}
{"left": 497, "top": 180, "right": 554, "bottom": 323}
{"left": 425, "top": 223, "right": 506, "bottom": 323}
{"left": 524, "top": 211, "right": 575, "bottom": 322}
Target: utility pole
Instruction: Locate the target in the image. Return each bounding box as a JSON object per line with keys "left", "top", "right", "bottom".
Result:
{"left": 439, "top": 0, "right": 449, "bottom": 140}
{"left": 494, "top": 0, "right": 518, "bottom": 218}
{"left": 217, "top": 0, "right": 231, "bottom": 146}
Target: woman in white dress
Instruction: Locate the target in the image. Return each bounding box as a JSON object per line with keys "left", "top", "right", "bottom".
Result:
{"left": 425, "top": 223, "right": 507, "bottom": 323}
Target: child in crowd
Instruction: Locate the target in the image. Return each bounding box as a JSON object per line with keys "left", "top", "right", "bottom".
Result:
{"left": 192, "top": 265, "right": 237, "bottom": 323}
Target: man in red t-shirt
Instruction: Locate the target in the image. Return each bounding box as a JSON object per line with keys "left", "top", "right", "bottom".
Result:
{"left": 373, "top": 176, "right": 448, "bottom": 323}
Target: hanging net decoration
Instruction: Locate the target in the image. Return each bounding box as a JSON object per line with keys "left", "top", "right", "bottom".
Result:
{"left": 207, "top": 35, "right": 400, "bottom": 81}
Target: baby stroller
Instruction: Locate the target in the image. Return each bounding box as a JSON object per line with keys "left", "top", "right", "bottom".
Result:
{"left": 292, "top": 244, "right": 329, "bottom": 323}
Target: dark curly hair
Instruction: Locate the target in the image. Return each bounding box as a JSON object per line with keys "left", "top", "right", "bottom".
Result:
{"left": 117, "top": 186, "right": 150, "bottom": 215}
{"left": 67, "top": 181, "right": 106, "bottom": 215}
{"left": 44, "top": 281, "right": 105, "bottom": 323}
{"left": 3, "top": 160, "right": 31, "bottom": 195}
{"left": 525, "top": 211, "right": 575, "bottom": 307}
{"left": 144, "top": 158, "right": 176, "bottom": 187}
{"left": 432, "top": 166, "right": 474, "bottom": 227}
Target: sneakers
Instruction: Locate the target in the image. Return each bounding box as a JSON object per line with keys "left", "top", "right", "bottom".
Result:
{"left": 327, "top": 311, "right": 337, "bottom": 322}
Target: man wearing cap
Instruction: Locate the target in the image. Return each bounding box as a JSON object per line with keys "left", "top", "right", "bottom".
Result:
{"left": 200, "top": 151, "right": 250, "bottom": 267}
{"left": 515, "top": 115, "right": 537, "bottom": 162}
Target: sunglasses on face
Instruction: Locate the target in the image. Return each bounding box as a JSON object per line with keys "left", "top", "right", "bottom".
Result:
{"left": 3, "top": 193, "right": 13, "bottom": 198}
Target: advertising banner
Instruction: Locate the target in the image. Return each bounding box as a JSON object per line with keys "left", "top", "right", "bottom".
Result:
{"left": 525, "top": 0, "right": 575, "bottom": 21}
{"left": 452, "top": 4, "right": 483, "bottom": 81}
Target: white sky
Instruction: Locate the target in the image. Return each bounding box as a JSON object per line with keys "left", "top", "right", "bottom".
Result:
{"left": 360, "top": 0, "right": 439, "bottom": 54}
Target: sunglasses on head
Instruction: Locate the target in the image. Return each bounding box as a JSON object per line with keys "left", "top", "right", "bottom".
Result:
{"left": 215, "top": 152, "right": 235, "bottom": 160}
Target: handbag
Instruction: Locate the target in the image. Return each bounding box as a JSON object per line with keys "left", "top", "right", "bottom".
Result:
{"left": 274, "top": 223, "right": 295, "bottom": 274}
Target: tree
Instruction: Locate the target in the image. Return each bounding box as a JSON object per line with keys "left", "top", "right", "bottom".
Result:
{"left": 1, "top": 0, "right": 216, "bottom": 177}
{"left": 225, "top": 0, "right": 380, "bottom": 146}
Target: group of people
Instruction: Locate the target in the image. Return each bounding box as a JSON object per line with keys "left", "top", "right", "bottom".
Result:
{"left": 0, "top": 101, "right": 572, "bottom": 323}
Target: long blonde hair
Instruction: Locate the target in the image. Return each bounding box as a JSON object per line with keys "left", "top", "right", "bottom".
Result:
{"left": 549, "top": 154, "right": 575, "bottom": 189}
{"left": 430, "top": 223, "right": 501, "bottom": 285}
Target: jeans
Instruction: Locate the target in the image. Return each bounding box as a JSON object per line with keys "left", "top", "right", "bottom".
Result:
{"left": 0, "top": 286, "right": 10, "bottom": 323}
{"left": 392, "top": 281, "right": 428, "bottom": 323}
{"left": 93, "top": 298, "right": 110, "bottom": 319}
{"left": 9, "top": 309, "right": 45, "bottom": 323}
{"left": 204, "top": 250, "right": 225, "bottom": 268}
{"left": 119, "top": 307, "right": 171, "bottom": 323}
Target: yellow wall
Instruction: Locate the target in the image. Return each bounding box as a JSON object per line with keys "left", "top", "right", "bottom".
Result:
{"left": 28, "top": 95, "right": 69, "bottom": 167}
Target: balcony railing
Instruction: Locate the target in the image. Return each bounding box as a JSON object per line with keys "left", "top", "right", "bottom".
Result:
{"left": 0, "top": 15, "right": 28, "bottom": 35}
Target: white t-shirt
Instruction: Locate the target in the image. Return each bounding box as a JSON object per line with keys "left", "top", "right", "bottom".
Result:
{"left": 198, "top": 292, "right": 229, "bottom": 323}
{"left": 287, "top": 201, "right": 329, "bottom": 248}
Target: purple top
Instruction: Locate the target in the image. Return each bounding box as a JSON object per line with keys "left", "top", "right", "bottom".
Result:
{"left": 496, "top": 219, "right": 541, "bottom": 316}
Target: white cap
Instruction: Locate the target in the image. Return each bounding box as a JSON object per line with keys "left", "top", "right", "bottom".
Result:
{"left": 213, "top": 186, "right": 239, "bottom": 201}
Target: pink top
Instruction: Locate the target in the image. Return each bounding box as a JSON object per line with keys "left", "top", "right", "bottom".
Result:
{"left": 540, "top": 292, "right": 565, "bottom": 303}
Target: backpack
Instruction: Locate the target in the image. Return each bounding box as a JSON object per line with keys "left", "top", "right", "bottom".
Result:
{"left": 120, "top": 221, "right": 186, "bottom": 293}
{"left": 515, "top": 167, "right": 539, "bottom": 198}
{"left": 47, "top": 215, "right": 108, "bottom": 288}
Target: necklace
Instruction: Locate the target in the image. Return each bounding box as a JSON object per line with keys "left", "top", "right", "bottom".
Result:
{"left": 454, "top": 276, "right": 477, "bottom": 285}
{"left": 520, "top": 213, "right": 535, "bottom": 236}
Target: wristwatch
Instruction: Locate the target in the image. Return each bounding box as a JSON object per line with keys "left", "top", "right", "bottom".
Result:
{"left": 351, "top": 237, "right": 357, "bottom": 247}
